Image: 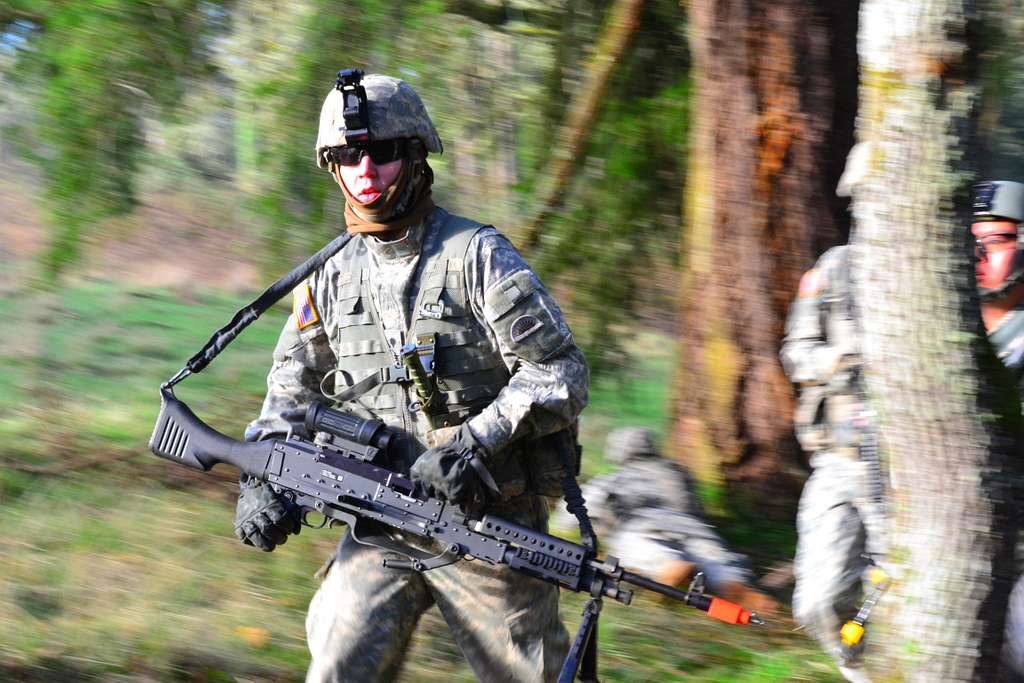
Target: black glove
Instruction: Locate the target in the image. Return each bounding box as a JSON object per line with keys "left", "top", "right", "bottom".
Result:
{"left": 410, "top": 425, "right": 501, "bottom": 505}
{"left": 234, "top": 476, "right": 302, "bottom": 552}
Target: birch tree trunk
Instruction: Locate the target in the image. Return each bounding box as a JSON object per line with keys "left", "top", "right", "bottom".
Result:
{"left": 851, "top": 1, "right": 1020, "bottom": 678}
{"left": 674, "top": 0, "right": 859, "bottom": 504}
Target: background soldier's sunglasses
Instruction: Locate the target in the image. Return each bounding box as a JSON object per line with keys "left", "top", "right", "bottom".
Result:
{"left": 326, "top": 139, "right": 408, "bottom": 167}
{"left": 975, "top": 233, "right": 1018, "bottom": 259}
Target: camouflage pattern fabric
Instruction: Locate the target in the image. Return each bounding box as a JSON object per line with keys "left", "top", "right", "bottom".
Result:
{"left": 990, "top": 302, "right": 1024, "bottom": 679}
{"left": 553, "top": 427, "right": 753, "bottom": 592}
{"left": 245, "top": 208, "right": 589, "bottom": 460}
{"left": 989, "top": 303, "right": 1024, "bottom": 380}
{"left": 780, "top": 246, "right": 864, "bottom": 457}
{"left": 606, "top": 508, "right": 753, "bottom": 589}
{"left": 315, "top": 74, "right": 443, "bottom": 169}
{"left": 245, "top": 207, "right": 585, "bottom": 680}
{"left": 781, "top": 245, "right": 886, "bottom": 682}
{"left": 305, "top": 495, "right": 568, "bottom": 683}
{"left": 791, "top": 451, "right": 878, "bottom": 666}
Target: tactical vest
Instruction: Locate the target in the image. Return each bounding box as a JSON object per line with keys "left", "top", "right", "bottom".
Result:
{"left": 319, "top": 209, "right": 566, "bottom": 498}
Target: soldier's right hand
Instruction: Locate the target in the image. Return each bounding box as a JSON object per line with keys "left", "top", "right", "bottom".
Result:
{"left": 234, "top": 476, "right": 302, "bottom": 552}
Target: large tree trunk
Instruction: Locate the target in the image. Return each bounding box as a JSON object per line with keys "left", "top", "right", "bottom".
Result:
{"left": 673, "top": 0, "right": 860, "bottom": 505}
{"left": 852, "top": 1, "right": 1020, "bottom": 679}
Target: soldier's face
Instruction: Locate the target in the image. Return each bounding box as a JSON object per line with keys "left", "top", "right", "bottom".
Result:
{"left": 334, "top": 152, "right": 404, "bottom": 205}
{"left": 972, "top": 220, "right": 1019, "bottom": 290}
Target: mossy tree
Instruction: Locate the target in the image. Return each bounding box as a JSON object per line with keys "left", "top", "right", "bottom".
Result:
{"left": 851, "top": 1, "right": 1023, "bottom": 678}
{"left": 672, "top": 0, "right": 861, "bottom": 507}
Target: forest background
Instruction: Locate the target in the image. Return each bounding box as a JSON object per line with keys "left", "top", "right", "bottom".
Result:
{"left": 2, "top": 1, "right": 1024, "bottom": 681}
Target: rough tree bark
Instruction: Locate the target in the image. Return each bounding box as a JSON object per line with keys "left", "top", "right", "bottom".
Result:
{"left": 673, "top": 0, "right": 860, "bottom": 504}
{"left": 851, "top": 1, "right": 1020, "bottom": 679}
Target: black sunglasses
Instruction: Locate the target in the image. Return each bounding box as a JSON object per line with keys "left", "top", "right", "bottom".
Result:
{"left": 326, "top": 139, "right": 408, "bottom": 166}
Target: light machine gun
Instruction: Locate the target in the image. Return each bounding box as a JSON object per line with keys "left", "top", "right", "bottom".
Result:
{"left": 150, "top": 388, "right": 763, "bottom": 680}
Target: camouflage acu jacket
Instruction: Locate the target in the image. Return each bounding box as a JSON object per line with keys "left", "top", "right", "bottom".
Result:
{"left": 780, "top": 245, "right": 865, "bottom": 455}
{"left": 246, "top": 206, "right": 589, "bottom": 499}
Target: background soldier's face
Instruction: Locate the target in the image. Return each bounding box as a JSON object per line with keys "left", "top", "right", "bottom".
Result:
{"left": 972, "top": 220, "right": 1020, "bottom": 290}
{"left": 334, "top": 152, "right": 404, "bottom": 205}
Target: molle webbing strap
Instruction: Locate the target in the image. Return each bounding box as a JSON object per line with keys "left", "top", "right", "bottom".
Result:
{"left": 165, "top": 231, "right": 354, "bottom": 386}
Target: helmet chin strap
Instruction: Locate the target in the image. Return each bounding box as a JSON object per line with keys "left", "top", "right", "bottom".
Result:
{"left": 980, "top": 276, "right": 1024, "bottom": 301}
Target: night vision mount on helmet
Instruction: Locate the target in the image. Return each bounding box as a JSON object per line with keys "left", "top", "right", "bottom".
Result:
{"left": 973, "top": 180, "right": 1024, "bottom": 300}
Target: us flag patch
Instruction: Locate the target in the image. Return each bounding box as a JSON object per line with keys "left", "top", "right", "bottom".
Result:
{"left": 294, "top": 284, "right": 321, "bottom": 330}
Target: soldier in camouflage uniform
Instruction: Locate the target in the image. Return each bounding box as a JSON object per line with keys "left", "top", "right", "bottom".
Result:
{"left": 234, "top": 73, "right": 586, "bottom": 683}
{"left": 780, "top": 245, "right": 887, "bottom": 683}
{"left": 970, "top": 180, "right": 1024, "bottom": 678}
{"left": 554, "top": 427, "right": 777, "bottom": 614}
{"left": 972, "top": 181, "right": 1024, "bottom": 377}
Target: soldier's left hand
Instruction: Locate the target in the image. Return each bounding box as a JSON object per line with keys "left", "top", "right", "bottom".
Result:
{"left": 410, "top": 425, "right": 488, "bottom": 504}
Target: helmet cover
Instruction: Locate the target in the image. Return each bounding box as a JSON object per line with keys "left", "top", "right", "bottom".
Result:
{"left": 315, "top": 74, "right": 442, "bottom": 169}
{"left": 605, "top": 427, "right": 659, "bottom": 467}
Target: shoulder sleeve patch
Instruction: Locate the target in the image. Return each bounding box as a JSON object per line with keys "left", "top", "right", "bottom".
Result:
{"left": 798, "top": 268, "right": 822, "bottom": 297}
{"left": 294, "top": 283, "right": 321, "bottom": 330}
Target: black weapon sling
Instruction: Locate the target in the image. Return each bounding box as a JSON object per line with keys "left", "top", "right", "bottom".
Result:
{"left": 163, "top": 231, "right": 353, "bottom": 389}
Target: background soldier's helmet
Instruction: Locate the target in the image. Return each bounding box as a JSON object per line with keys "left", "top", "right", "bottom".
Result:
{"left": 973, "top": 180, "right": 1024, "bottom": 300}
{"left": 315, "top": 74, "right": 443, "bottom": 169}
{"left": 605, "top": 427, "right": 659, "bottom": 466}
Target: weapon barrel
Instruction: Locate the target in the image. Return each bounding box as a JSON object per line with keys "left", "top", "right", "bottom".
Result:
{"left": 620, "top": 570, "right": 759, "bottom": 625}
{"left": 621, "top": 570, "right": 691, "bottom": 601}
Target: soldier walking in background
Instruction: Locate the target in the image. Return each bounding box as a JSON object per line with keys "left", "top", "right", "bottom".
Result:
{"left": 970, "top": 180, "right": 1024, "bottom": 678}
{"left": 234, "top": 71, "right": 588, "bottom": 683}
{"left": 554, "top": 427, "right": 778, "bottom": 615}
{"left": 780, "top": 245, "right": 886, "bottom": 683}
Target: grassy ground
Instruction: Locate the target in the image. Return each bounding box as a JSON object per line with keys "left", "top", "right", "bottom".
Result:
{"left": 0, "top": 282, "right": 839, "bottom": 682}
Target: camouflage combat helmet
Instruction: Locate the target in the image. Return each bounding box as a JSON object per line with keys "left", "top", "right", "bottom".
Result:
{"left": 605, "top": 427, "right": 659, "bottom": 466}
{"left": 973, "top": 180, "right": 1024, "bottom": 300}
{"left": 315, "top": 73, "right": 443, "bottom": 169}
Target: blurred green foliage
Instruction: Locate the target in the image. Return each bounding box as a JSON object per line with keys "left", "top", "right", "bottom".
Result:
{"left": 1, "top": 0, "right": 687, "bottom": 374}
{"left": 3, "top": 0, "right": 226, "bottom": 278}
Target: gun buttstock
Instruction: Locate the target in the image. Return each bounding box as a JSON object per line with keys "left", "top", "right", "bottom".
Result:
{"left": 150, "top": 387, "right": 270, "bottom": 475}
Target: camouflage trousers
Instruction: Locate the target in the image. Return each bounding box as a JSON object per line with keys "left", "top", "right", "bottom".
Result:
{"left": 304, "top": 494, "right": 569, "bottom": 683}
{"left": 606, "top": 507, "right": 752, "bottom": 592}
{"left": 793, "top": 450, "right": 887, "bottom": 682}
